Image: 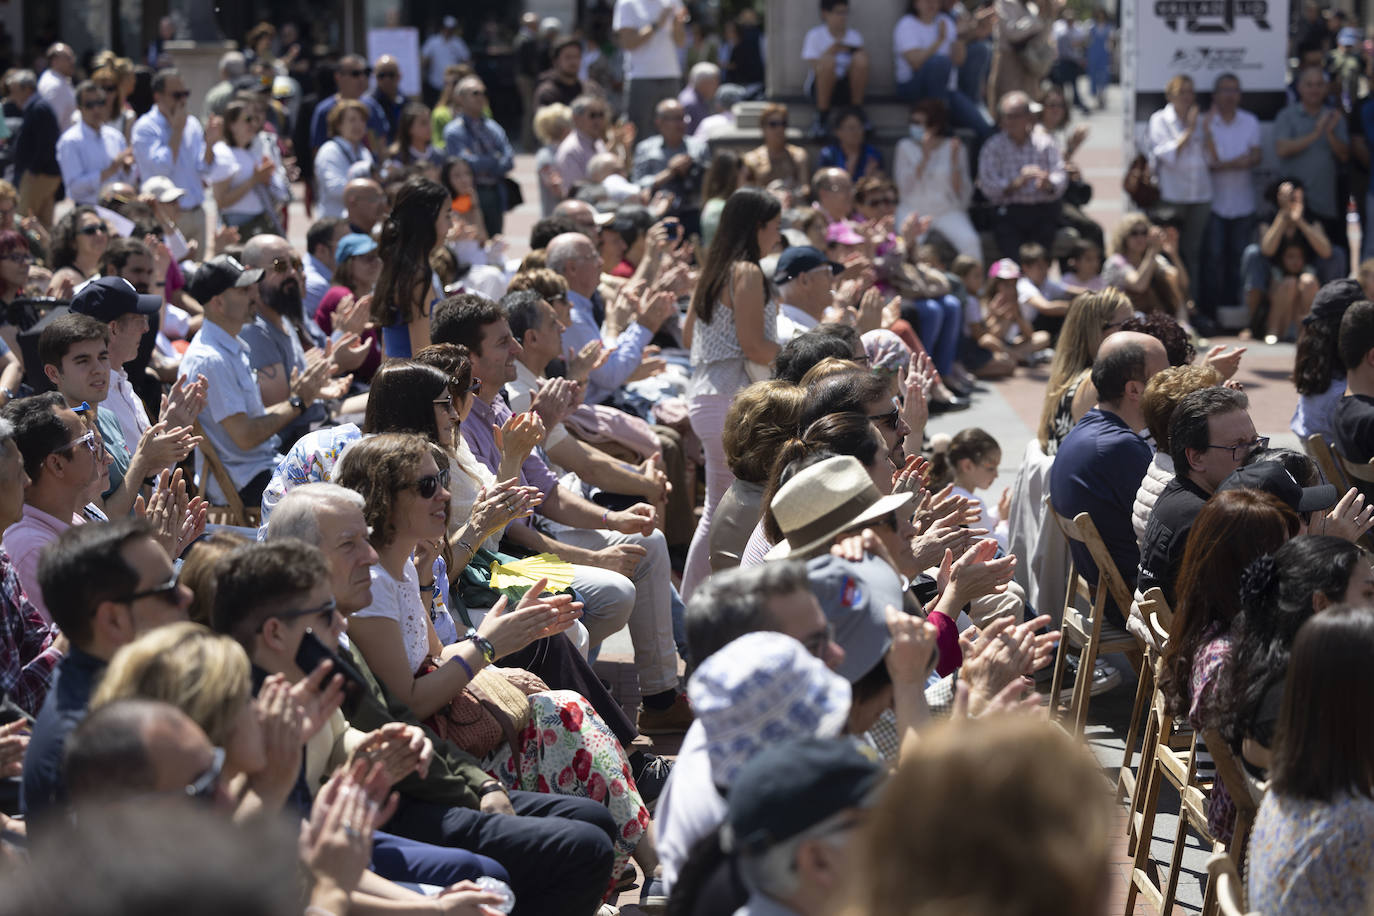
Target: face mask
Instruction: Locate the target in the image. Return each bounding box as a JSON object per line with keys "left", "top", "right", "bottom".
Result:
{"left": 909, "top": 124, "right": 925, "bottom": 142}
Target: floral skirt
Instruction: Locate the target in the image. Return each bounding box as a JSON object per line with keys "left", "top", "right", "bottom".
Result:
{"left": 483, "top": 690, "right": 649, "bottom": 893}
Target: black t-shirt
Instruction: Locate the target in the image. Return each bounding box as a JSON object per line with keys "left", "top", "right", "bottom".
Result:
{"left": 533, "top": 73, "right": 583, "bottom": 109}
{"left": 1333, "top": 393, "right": 1374, "bottom": 505}
{"left": 1137, "top": 474, "right": 1210, "bottom": 607}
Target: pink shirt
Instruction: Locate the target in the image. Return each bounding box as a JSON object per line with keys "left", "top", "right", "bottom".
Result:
{"left": 2, "top": 505, "right": 73, "bottom": 624}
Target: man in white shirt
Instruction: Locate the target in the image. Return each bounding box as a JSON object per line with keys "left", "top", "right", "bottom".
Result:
{"left": 1203, "top": 72, "right": 1262, "bottom": 313}
{"left": 613, "top": 0, "right": 687, "bottom": 139}
{"left": 36, "top": 43, "right": 76, "bottom": 128}
{"left": 1148, "top": 74, "right": 1212, "bottom": 307}
{"left": 56, "top": 81, "right": 135, "bottom": 207}
{"left": 773, "top": 246, "right": 842, "bottom": 340}
{"left": 421, "top": 16, "right": 471, "bottom": 106}
{"left": 801, "top": 0, "right": 871, "bottom": 138}
{"left": 131, "top": 69, "right": 220, "bottom": 250}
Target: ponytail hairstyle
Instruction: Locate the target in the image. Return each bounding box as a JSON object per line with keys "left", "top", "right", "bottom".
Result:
{"left": 927, "top": 427, "right": 1000, "bottom": 491}
{"left": 1208, "top": 535, "right": 1366, "bottom": 745}
{"left": 372, "top": 177, "right": 450, "bottom": 327}
{"left": 759, "top": 411, "right": 882, "bottom": 544}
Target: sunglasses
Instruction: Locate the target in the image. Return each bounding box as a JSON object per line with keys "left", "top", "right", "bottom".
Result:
{"left": 341, "top": 68, "right": 372, "bottom": 78}
{"left": 586, "top": 110, "right": 607, "bottom": 120}
{"left": 271, "top": 255, "right": 303, "bottom": 273}
{"left": 765, "top": 119, "right": 787, "bottom": 128}
{"left": 185, "top": 746, "right": 226, "bottom": 801}
{"left": 82, "top": 97, "right": 107, "bottom": 109}
{"left": 118, "top": 571, "right": 182, "bottom": 604}
{"left": 866, "top": 197, "right": 897, "bottom": 207}
{"left": 0, "top": 252, "right": 32, "bottom": 264}
{"left": 377, "top": 71, "right": 400, "bottom": 79}
{"left": 407, "top": 467, "right": 451, "bottom": 499}
{"left": 97, "top": 83, "right": 117, "bottom": 92}
{"left": 1128, "top": 228, "right": 1150, "bottom": 237}
{"left": 78, "top": 223, "right": 109, "bottom": 236}
{"left": 259, "top": 598, "right": 338, "bottom": 632}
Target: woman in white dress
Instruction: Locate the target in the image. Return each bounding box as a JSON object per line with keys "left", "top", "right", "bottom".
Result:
{"left": 211, "top": 98, "right": 290, "bottom": 240}
{"left": 893, "top": 98, "right": 979, "bottom": 259}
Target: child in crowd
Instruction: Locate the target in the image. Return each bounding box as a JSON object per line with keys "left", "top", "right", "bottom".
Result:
{"left": 1016, "top": 242, "right": 1072, "bottom": 343}
{"left": 953, "top": 255, "right": 1015, "bottom": 379}
{"left": 930, "top": 427, "right": 1010, "bottom": 551}
{"left": 984, "top": 259, "right": 1052, "bottom": 367}
{"left": 1061, "top": 238, "right": 1105, "bottom": 294}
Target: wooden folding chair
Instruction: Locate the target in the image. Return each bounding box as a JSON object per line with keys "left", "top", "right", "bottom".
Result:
{"left": 1206, "top": 851, "right": 1259, "bottom": 916}
{"left": 1305, "top": 433, "right": 1351, "bottom": 492}
{"left": 1338, "top": 450, "right": 1374, "bottom": 490}
{"left": 1203, "top": 727, "right": 1266, "bottom": 868}
{"left": 1046, "top": 510, "right": 1141, "bottom": 734}
{"left": 193, "top": 422, "right": 261, "bottom": 529}
{"left": 1120, "top": 587, "right": 1177, "bottom": 856}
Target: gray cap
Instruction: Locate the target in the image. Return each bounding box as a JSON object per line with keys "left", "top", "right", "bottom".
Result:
{"left": 806, "top": 553, "right": 906, "bottom": 683}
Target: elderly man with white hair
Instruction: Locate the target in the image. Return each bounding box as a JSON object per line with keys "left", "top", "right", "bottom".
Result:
{"left": 678, "top": 61, "right": 719, "bottom": 133}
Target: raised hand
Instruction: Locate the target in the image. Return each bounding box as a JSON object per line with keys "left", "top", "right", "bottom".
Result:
{"left": 567, "top": 338, "right": 610, "bottom": 383}
{"left": 476, "top": 578, "right": 584, "bottom": 658}
{"left": 493, "top": 410, "right": 545, "bottom": 471}
{"left": 160, "top": 374, "right": 208, "bottom": 428}
{"left": 470, "top": 481, "right": 543, "bottom": 536}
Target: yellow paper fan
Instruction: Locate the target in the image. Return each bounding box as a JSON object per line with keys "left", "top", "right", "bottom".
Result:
{"left": 488, "top": 554, "right": 577, "bottom": 593}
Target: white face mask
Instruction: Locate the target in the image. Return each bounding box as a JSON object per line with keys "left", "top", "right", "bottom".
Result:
{"left": 909, "top": 124, "right": 926, "bottom": 142}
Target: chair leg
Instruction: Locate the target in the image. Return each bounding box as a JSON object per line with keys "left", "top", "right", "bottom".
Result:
{"left": 1125, "top": 737, "right": 1170, "bottom": 916}
{"left": 1159, "top": 791, "right": 1194, "bottom": 916}
{"left": 1071, "top": 636, "right": 1099, "bottom": 734}
{"left": 1047, "top": 633, "right": 1071, "bottom": 721}
{"left": 1117, "top": 660, "right": 1152, "bottom": 803}
{"left": 1126, "top": 711, "right": 1161, "bottom": 858}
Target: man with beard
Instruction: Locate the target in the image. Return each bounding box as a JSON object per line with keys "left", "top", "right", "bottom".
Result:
{"left": 239, "top": 235, "right": 367, "bottom": 448}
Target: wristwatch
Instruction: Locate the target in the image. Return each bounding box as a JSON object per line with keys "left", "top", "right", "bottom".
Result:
{"left": 288, "top": 394, "right": 306, "bottom": 413}
{"left": 477, "top": 781, "right": 507, "bottom": 797}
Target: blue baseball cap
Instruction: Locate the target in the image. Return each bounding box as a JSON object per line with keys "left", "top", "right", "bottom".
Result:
{"left": 335, "top": 233, "right": 378, "bottom": 264}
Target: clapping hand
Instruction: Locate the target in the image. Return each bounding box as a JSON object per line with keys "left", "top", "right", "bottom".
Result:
{"left": 0, "top": 720, "right": 28, "bottom": 779}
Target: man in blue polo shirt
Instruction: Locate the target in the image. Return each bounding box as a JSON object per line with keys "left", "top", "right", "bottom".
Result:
{"left": 1050, "top": 330, "right": 1169, "bottom": 627}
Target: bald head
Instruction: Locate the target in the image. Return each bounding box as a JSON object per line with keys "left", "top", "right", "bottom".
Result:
{"left": 65, "top": 699, "right": 217, "bottom": 803}
{"left": 1092, "top": 331, "right": 1168, "bottom": 406}
{"left": 343, "top": 178, "right": 388, "bottom": 229}
{"left": 552, "top": 199, "right": 599, "bottom": 238}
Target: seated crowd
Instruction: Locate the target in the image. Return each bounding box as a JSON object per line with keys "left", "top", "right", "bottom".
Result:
{"left": 3, "top": 5, "right": 1374, "bottom": 916}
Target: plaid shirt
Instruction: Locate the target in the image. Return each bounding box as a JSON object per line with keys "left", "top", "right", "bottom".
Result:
{"left": 0, "top": 546, "right": 61, "bottom": 716}
{"left": 976, "top": 126, "right": 1067, "bottom": 205}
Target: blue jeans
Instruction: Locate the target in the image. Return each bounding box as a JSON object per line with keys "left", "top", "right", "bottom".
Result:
{"left": 897, "top": 55, "right": 993, "bottom": 140}
{"left": 371, "top": 830, "right": 508, "bottom": 888}
{"left": 958, "top": 39, "right": 992, "bottom": 103}
{"left": 1204, "top": 212, "right": 1255, "bottom": 311}
{"left": 902, "top": 295, "right": 963, "bottom": 377}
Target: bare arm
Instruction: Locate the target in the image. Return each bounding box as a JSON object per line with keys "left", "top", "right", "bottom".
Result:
{"left": 346, "top": 615, "right": 484, "bottom": 720}
{"left": 731, "top": 265, "right": 781, "bottom": 365}
{"left": 219, "top": 403, "right": 304, "bottom": 452}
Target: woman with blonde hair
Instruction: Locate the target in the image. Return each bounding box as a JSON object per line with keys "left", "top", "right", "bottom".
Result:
{"left": 710, "top": 379, "right": 805, "bottom": 572}
{"left": 533, "top": 103, "right": 573, "bottom": 216}
{"left": 1103, "top": 211, "right": 1186, "bottom": 319}
{"left": 1036, "top": 288, "right": 1133, "bottom": 453}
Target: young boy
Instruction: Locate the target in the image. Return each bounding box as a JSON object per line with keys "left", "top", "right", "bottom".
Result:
{"left": 801, "top": 0, "right": 871, "bottom": 137}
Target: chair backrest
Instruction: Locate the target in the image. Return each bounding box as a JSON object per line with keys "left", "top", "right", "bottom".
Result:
{"left": 1339, "top": 451, "right": 1374, "bottom": 484}
{"left": 1306, "top": 433, "right": 1352, "bottom": 491}
{"left": 1206, "top": 851, "right": 1258, "bottom": 916}
{"left": 193, "top": 422, "right": 252, "bottom": 527}
{"left": 1053, "top": 509, "right": 1135, "bottom": 618}
{"left": 1203, "top": 726, "right": 1266, "bottom": 862}
{"left": 1138, "top": 586, "right": 1174, "bottom": 646}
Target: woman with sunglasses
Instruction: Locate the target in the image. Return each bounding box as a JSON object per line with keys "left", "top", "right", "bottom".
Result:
{"left": 210, "top": 99, "right": 289, "bottom": 241}
{"left": 335, "top": 434, "right": 658, "bottom": 897}
{"left": 742, "top": 102, "right": 809, "bottom": 195}
{"left": 372, "top": 176, "right": 452, "bottom": 358}
{"left": 892, "top": 98, "right": 978, "bottom": 260}
{"left": 91, "top": 620, "right": 515, "bottom": 912}
{"left": 47, "top": 207, "right": 109, "bottom": 297}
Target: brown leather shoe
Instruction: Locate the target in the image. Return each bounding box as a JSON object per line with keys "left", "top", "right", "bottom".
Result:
{"left": 637, "top": 692, "right": 694, "bottom": 735}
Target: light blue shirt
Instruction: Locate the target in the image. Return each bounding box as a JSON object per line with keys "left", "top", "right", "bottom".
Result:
{"left": 178, "top": 319, "right": 280, "bottom": 503}
{"left": 131, "top": 107, "right": 212, "bottom": 209}
{"left": 56, "top": 121, "right": 133, "bottom": 205}
{"left": 442, "top": 114, "right": 514, "bottom": 183}
{"left": 562, "top": 289, "right": 653, "bottom": 405}
{"left": 303, "top": 253, "right": 332, "bottom": 318}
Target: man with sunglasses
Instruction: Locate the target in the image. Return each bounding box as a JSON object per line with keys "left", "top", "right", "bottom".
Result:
{"left": 21, "top": 519, "right": 191, "bottom": 831}
{"left": 0, "top": 393, "right": 104, "bottom": 623}
{"left": 557, "top": 95, "right": 612, "bottom": 189}
{"left": 131, "top": 68, "right": 222, "bottom": 250}
{"left": 369, "top": 56, "right": 407, "bottom": 145}
{"left": 309, "top": 54, "right": 391, "bottom": 153}
{"left": 443, "top": 76, "right": 515, "bottom": 238}
{"left": 56, "top": 81, "right": 135, "bottom": 207}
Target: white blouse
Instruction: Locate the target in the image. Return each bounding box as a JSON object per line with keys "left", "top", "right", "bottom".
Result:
{"left": 894, "top": 135, "right": 974, "bottom": 228}
{"left": 352, "top": 560, "right": 430, "bottom": 672}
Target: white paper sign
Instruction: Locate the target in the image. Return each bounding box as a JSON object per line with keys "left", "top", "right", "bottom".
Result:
{"left": 367, "top": 27, "right": 423, "bottom": 99}
{"left": 1134, "top": 0, "right": 1289, "bottom": 94}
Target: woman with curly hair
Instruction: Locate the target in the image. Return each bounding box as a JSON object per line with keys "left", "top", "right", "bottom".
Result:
{"left": 1292, "top": 277, "right": 1363, "bottom": 443}
{"left": 47, "top": 206, "right": 109, "bottom": 295}
{"left": 335, "top": 433, "right": 657, "bottom": 894}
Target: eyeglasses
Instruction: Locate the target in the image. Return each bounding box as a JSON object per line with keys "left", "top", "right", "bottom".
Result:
{"left": 0, "top": 252, "right": 32, "bottom": 264}
{"left": 865, "top": 197, "right": 897, "bottom": 207}
{"left": 801, "top": 622, "right": 835, "bottom": 659}
{"left": 376, "top": 71, "right": 400, "bottom": 79}
{"left": 868, "top": 406, "right": 901, "bottom": 430}
{"left": 57, "top": 430, "right": 98, "bottom": 458}
{"left": 82, "top": 97, "right": 107, "bottom": 109}
{"left": 170, "top": 90, "right": 191, "bottom": 101}
{"left": 407, "top": 467, "right": 451, "bottom": 499}
{"left": 271, "top": 255, "right": 303, "bottom": 273}
{"left": 117, "top": 572, "right": 183, "bottom": 604}
{"left": 260, "top": 598, "right": 338, "bottom": 631}
{"left": 185, "top": 746, "right": 226, "bottom": 801}
{"left": 341, "top": 68, "right": 372, "bottom": 78}
{"left": 433, "top": 395, "right": 457, "bottom": 410}
{"left": 764, "top": 119, "right": 787, "bottom": 128}
{"left": 78, "top": 223, "right": 109, "bottom": 236}
{"left": 1206, "top": 436, "right": 1269, "bottom": 462}
{"left": 586, "top": 110, "right": 607, "bottom": 120}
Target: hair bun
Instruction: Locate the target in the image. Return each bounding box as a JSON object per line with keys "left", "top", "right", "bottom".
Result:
{"left": 930, "top": 432, "right": 952, "bottom": 456}
{"left": 1239, "top": 554, "right": 1281, "bottom": 610}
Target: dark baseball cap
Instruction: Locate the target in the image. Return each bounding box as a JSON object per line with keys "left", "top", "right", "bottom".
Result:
{"left": 185, "top": 255, "right": 264, "bottom": 303}
{"left": 1305, "top": 277, "right": 1365, "bottom": 325}
{"left": 723, "top": 737, "right": 884, "bottom": 856}
{"left": 69, "top": 276, "right": 162, "bottom": 322}
{"left": 1216, "top": 461, "right": 1339, "bottom": 514}
{"left": 772, "top": 246, "right": 842, "bottom": 285}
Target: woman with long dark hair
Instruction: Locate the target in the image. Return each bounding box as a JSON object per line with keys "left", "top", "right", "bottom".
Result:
{"left": 1249, "top": 604, "right": 1374, "bottom": 914}
{"left": 1292, "top": 278, "right": 1361, "bottom": 443}
{"left": 372, "top": 176, "right": 453, "bottom": 358}
{"left": 382, "top": 101, "right": 443, "bottom": 181}
{"left": 681, "top": 187, "right": 782, "bottom": 598}
{"left": 48, "top": 206, "right": 109, "bottom": 293}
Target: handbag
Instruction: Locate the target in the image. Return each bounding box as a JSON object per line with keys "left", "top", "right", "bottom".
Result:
{"left": 502, "top": 176, "right": 524, "bottom": 212}
{"left": 1063, "top": 178, "right": 1094, "bottom": 207}
{"left": 421, "top": 660, "right": 547, "bottom": 761}
{"left": 1124, "top": 154, "right": 1161, "bottom": 209}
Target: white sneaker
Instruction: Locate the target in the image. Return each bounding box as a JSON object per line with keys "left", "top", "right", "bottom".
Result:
{"left": 597, "top": 906, "right": 621, "bottom": 916}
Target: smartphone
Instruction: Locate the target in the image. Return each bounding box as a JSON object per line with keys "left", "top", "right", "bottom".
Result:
{"left": 294, "top": 629, "right": 365, "bottom": 704}
{"left": 664, "top": 219, "right": 682, "bottom": 241}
